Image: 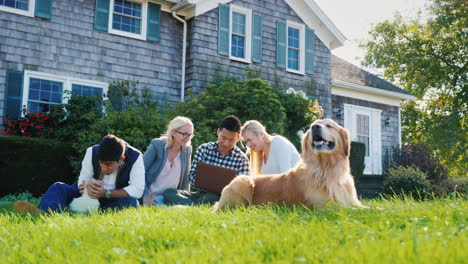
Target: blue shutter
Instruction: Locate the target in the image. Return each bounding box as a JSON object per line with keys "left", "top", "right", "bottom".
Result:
{"left": 251, "top": 12, "right": 263, "bottom": 63}
{"left": 94, "top": 0, "right": 110, "bottom": 31}
{"left": 35, "top": 0, "right": 52, "bottom": 19}
{"left": 218, "top": 4, "right": 230, "bottom": 56}
{"left": 4, "top": 70, "right": 24, "bottom": 119}
{"left": 276, "top": 20, "right": 286, "bottom": 68}
{"left": 147, "top": 2, "right": 161, "bottom": 42}
{"left": 305, "top": 27, "right": 315, "bottom": 74}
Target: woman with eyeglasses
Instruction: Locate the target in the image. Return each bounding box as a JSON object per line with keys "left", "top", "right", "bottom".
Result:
{"left": 141, "top": 116, "right": 195, "bottom": 206}
{"left": 241, "top": 120, "right": 300, "bottom": 176}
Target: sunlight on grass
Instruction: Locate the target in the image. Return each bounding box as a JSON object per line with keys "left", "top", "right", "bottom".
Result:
{"left": 0, "top": 198, "right": 466, "bottom": 263}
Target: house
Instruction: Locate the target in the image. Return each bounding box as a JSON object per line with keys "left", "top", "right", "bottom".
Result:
{"left": 0, "top": 0, "right": 414, "bottom": 179}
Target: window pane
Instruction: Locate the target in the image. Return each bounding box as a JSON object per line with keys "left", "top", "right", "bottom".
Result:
{"left": 288, "top": 27, "right": 299, "bottom": 49}
{"left": 287, "top": 48, "right": 299, "bottom": 70}
{"left": 356, "top": 114, "right": 370, "bottom": 156}
{"left": 71, "top": 84, "right": 103, "bottom": 97}
{"left": 231, "top": 35, "right": 245, "bottom": 58}
{"left": 28, "top": 78, "right": 63, "bottom": 113}
{"left": 112, "top": 0, "right": 142, "bottom": 34}
{"left": 232, "top": 12, "right": 246, "bottom": 35}
{"left": 1, "top": 0, "right": 29, "bottom": 10}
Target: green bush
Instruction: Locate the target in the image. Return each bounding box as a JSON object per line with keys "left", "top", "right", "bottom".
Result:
{"left": 349, "top": 141, "right": 366, "bottom": 184}
{"left": 71, "top": 81, "right": 166, "bottom": 173}
{"left": 0, "top": 136, "right": 74, "bottom": 197}
{"left": 169, "top": 77, "right": 321, "bottom": 152}
{"left": 447, "top": 177, "right": 468, "bottom": 196}
{"left": 383, "top": 166, "right": 431, "bottom": 199}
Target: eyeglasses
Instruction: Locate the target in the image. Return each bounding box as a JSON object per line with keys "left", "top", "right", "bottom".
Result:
{"left": 176, "top": 130, "right": 195, "bottom": 139}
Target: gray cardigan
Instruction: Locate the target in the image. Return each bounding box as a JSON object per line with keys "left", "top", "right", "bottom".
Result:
{"left": 142, "top": 138, "right": 192, "bottom": 196}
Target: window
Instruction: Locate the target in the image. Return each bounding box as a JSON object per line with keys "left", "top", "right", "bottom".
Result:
{"left": 356, "top": 114, "right": 370, "bottom": 157}
{"left": 229, "top": 5, "right": 251, "bottom": 63}
{"left": 0, "top": 0, "right": 34, "bottom": 16}
{"left": 22, "top": 71, "right": 108, "bottom": 114}
{"left": 109, "top": 0, "right": 147, "bottom": 40}
{"left": 286, "top": 21, "right": 305, "bottom": 74}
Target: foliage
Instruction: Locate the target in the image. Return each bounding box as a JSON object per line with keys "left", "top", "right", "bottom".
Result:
{"left": 350, "top": 141, "right": 366, "bottom": 184}
{"left": 0, "top": 136, "right": 74, "bottom": 197}
{"left": 447, "top": 177, "right": 468, "bottom": 195}
{"left": 391, "top": 142, "right": 448, "bottom": 187}
{"left": 1, "top": 108, "right": 64, "bottom": 137}
{"left": 1, "top": 199, "right": 467, "bottom": 263}
{"left": 71, "top": 81, "right": 166, "bottom": 173}
{"left": 169, "top": 77, "right": 321, "bottom": 151}
{"left": 276, "top": 91, "right": 322, "bottom": 149}
{"left": 384, "top": 166, "right": 432, "bottom": 199}
{"left": 361, "top": 0, "right": 468, "bottom": 177}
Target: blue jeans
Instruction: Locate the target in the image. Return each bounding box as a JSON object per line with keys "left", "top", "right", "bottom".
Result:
{"left": 38, "top": 182, "right": 138, "bottom": 213}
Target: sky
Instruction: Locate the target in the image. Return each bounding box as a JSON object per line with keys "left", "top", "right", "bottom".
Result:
{"left": 313, "top": 0, "right": 429, "bottom": 70}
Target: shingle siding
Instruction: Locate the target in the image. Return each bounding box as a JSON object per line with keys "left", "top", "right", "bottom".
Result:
{"left": 0, "top": 0, "right": 184, "bottom": 115}
{"left": 186, "top": 0, "right": 332, "bottom": 116}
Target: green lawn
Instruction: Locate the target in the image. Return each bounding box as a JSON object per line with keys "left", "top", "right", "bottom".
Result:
{"left": 0, "top": 198, "right": 466, "bottom": 263}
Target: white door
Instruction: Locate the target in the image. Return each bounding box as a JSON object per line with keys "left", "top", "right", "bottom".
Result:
{"left": 344, "top": 104, "right": 382, "bottom": 174}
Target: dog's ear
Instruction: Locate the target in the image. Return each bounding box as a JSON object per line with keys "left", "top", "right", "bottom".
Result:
{"left": 340, "top": 128, "right": 350, "bottom": 157}
{"left": 301, "top": 129, "right": 312, "bottom": 157}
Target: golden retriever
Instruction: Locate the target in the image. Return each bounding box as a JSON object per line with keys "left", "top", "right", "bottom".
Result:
{"left": 213, "top": 119, "right": 365, "bottom": 211}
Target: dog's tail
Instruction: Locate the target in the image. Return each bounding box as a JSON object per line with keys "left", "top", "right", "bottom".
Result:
{"left": 213, "top": 175, "right": 254, "bottom": 212}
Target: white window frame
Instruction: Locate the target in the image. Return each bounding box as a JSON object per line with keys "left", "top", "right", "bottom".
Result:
{"left": 229, "top": 5, "right": 252, "bottom": 64}
{"left": 344, "top": 104, "right": 382, "bottom": 175}
{"left": 22, "top": 71, "right": 108, "bottom": 114}
{"left": 286, "top": 20, "right": 305, "bottom": 75}
{"left": 108, "top": 0, "right": 148, "bottom": 40}
{"left": 0, "top": 0, "right": 35, "bottom": 17}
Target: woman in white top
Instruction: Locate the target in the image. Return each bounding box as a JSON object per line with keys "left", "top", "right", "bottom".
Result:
{"left": 241, "top": 120, "right": 300, "bottom": 175}
{"left": 142, "top": 116, "right": 194, "bottom": 206}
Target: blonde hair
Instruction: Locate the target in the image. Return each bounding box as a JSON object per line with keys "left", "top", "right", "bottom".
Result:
{"left": 164, "top": 116, "right": 193, "bottom": 148}
{"left": 241, "top": 120, "right": 272, "bottom": 176}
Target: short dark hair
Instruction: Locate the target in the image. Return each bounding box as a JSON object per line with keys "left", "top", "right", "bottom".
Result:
{"left": 219, "top": 115, "right": 242, "bottom": 133}
{"left": 97, "top": 134, "right": 125, "bottom": 162}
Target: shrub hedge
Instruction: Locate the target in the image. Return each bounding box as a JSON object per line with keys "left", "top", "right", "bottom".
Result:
{"left": 349, "top": 141, "right": 366, "bottom": 184}
{"left": 383, "top": 166, "right": 431, "bottom": 199}
{"left": 0, "top": 136, "right": 74, "bottom": 197}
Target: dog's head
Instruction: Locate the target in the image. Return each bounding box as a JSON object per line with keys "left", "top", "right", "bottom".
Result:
{"left": 301, "top": 119, "right": 350, "bottom": 157}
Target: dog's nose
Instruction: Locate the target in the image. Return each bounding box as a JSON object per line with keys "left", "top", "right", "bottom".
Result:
{"left": 312, "top": 124, "right": 321, "bottom": 131}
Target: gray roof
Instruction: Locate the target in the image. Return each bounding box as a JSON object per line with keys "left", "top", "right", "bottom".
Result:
{"left": 331, "top": 55, "right": 413, "bottom": 96}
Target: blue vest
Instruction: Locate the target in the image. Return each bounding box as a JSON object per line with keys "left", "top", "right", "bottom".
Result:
{"left": 91, "top": 143, "right": 141, "bottom": 189}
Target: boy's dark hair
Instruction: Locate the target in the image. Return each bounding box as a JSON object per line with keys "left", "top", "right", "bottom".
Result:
{"left": 219, "top": 115, "right": 242, "bottom": 133}
{"left": 97, "top": 134, "right": 125, "bottom": 161}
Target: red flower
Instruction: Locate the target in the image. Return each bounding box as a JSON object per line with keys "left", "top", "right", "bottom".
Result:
{"left": 36, "top": 126, "right": 44, "bottom": 130}
{"left": 22, "top": 109, "right": 28, "bottom": 114}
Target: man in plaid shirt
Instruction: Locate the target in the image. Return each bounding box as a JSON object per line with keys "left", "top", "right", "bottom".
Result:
{"left": 163, "top": 115, "right": 250, "bottom": 205}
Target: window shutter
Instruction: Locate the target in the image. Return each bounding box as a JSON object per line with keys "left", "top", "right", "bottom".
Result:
{"left": 251, "top": 12, "right": 263, "bottom": 63}
{"left": 4, "top": 70, "right": 24, "bottom": 119}
{"left": 94, "top": 0, "right": 110, "bottom": 31}
{"left": 276, "top": 20, "right": 286, "bottom": 68}
{"left": 147, "top": 2, "right": 161, "bottom": 42}
{"left": 217, "top": 4, "right": 230, "bottom": 56}
{"left": 35, "top": 0, "right": 52, "bottom": 19}
{"left": 305, "top": 27, "right": 315, "bottom": 74}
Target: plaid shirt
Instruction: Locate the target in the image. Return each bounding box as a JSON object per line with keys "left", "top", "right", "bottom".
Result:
{"left": 188, "top": 141, "right": 250, "bottom": 185}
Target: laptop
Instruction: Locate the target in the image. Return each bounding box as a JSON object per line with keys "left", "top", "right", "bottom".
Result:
{"left": 194, "top": 162, "right": 237, "bottom": 194}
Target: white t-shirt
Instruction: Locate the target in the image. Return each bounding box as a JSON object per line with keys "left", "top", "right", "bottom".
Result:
{"left": 262, "top": 135, "right": 301, "bottom": 174}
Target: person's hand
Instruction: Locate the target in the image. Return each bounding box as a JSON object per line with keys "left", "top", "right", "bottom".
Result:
{"left": 79, "top": 181, "right": 85, "bottom": 195}
{"left": 143, "top": 195, "right": 156, "bottom": 206}
{"left": 87, "top": 181, "right": 105, "bottom": 199}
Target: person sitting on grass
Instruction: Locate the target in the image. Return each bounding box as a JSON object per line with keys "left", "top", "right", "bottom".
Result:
{"left": 163, "top": 115, "right": 250, "bottom": 205}
{"left": 241, "top": 120, "right": 300, "bottom": 175}
{"left": 14, "top": 134, "right": 145, "bottom": 214}
{"left": 141, "top": 116, "right": 194, "bottom": 206}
